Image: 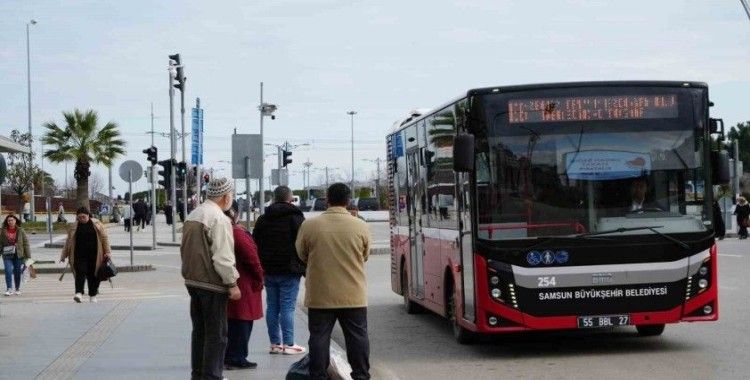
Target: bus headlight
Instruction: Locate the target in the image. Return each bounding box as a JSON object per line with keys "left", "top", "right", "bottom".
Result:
{"left": 491, "top": 288, "right": 502, "bottom": 299}
{"left": 703, "top": 305, "right": 713, "bottom": 315}
{"left": 488, "top": 316, "right": 498, "bottom": 326}
{"left": 490, "top": 276, "right": 500, "bottom": 285}
{"left": 699, "top": 266, "right": 708, "bottom": 276}
{"left": 698, "top": 279, "right": 708, "bottom": 289}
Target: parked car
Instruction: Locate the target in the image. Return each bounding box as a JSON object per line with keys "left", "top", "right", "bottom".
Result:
{"left": 356, "top": 197, "right": 380, "bottom": 211}
{"left": 312, "top": 198, "right": 327, "bottom": 211}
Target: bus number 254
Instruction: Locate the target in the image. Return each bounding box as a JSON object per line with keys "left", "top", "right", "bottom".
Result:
{"left": 537, "top": 276, "right": 557, "bottom": 287}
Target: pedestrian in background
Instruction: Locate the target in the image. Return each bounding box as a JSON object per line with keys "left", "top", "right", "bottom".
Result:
{"left": 60, "top": 207, "right": 111, "bottom": 303}
{"left": 224, "top": 208, "right": 265, "bottom": 370}
{"left": 252, "top": 185, "right": 307, "bottom": 355}
{"left": 122, "top": 203, "right": 132, "bottom": 232}
{"left": 734, "top": 196, "right": 750, "bottom": 240}
{"left": 133, "top": 199, "right": 148, "bottom": 231}
{"left": 164, "top": 201, "right": 174, "bottom": 226}
{"left": 181, "top": 178, "right": 240, "bottom": 380}
{"left": 296, "top": 183, "right": 372, "bottom": 380}
{"left": 57, "top": 202, "right": 66, "bottom": 223}
{"left": 2, "top": 214, "right": 31, "bottom": 296}
{"left": 22, "top": 201, "right": 31, "bottom": 222}
{"left": 712, "top": 200, "right": 725, "bottom": 240}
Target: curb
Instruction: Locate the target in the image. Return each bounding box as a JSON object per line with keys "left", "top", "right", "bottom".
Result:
{"left": 157, "top": 242, "right": 181, "bottom": 247}
{"left": 44, "top": 243, "right": 156, "bottom": 251}
{"left": 1, "top": 264, "right": 155, "bottom": 275}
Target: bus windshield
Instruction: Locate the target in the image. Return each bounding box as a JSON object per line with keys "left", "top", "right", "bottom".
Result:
{"left": 474, "top": 86, "right": 710, "bottom": 242}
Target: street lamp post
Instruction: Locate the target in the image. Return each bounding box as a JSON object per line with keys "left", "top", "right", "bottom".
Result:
{"left": 26, "top": 19, "right": 37, "bottom": 219}
{"left": 347, "top": 110, "right": 357, "bottom": 193}
{"left": 258, "top": 82, "right": 278, "bottom": 215}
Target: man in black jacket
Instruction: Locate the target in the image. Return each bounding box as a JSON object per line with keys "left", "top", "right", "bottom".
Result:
{"left": 252, "top": 185, "right": 307, "bottom": 355}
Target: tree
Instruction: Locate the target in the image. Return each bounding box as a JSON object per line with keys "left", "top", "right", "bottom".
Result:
{"left": 4, "top": 130, "right": 55, "bottom": 211}
{"left": 728, "top": 121, "right": 750, "bottom": 173}
{"left": 42, "top": 109, "right": 126, "bottom": 210}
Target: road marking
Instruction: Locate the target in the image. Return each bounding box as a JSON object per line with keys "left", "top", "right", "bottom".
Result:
{"left": 36, "top": 300, "right": 138, "bottom": 380}
{"left": 719, "top": 254, "right": 742, "bottom": 258}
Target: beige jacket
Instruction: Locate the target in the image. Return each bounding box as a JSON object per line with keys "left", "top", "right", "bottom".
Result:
{"left": 60, "top": 219, "right": 111, "bottom": 275}
{"left": 181, "top": 200, "right": 238, "bottom": 293}
{"left": 296, "top": 206, "right": 371, "bottom": 308}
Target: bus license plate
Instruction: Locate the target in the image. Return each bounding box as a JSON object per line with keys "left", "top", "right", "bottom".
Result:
{"left": 577, "top": 315, "right": 630, "bottom": 328}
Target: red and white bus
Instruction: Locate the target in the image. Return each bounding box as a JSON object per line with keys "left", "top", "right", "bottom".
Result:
{"left": 387, "top": 81, "right": 727, "bottom": 343}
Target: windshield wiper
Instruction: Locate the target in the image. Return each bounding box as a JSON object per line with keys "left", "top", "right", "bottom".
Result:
{"left": 575, "top": 226, "right": 689, "bottom": 249}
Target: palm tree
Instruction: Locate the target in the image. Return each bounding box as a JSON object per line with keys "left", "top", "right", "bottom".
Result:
{"left": 42, "top": 109, "right": 126, "bottom": 210}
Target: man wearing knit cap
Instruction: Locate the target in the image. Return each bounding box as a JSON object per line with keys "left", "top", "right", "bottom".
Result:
{"left": 181, "top": 177, "right": 240, "bottom": 380}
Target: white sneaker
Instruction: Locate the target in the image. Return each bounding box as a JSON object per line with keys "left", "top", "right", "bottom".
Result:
{"left": 74, "top": 293, "right": 82, "bottom": 303}
{"left": 14, "top": 290, "right": 21, "bottom": 296}
{"left": 90, "top": 296, "right": 97, "bottom": 303}
{"left": 3, "top": 290, "right": 11, "bottom": 296}
{"left": 282, "top": 344, "right": 307, "bottom": 355}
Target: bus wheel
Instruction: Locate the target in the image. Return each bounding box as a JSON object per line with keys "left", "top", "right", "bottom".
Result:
{"left": 402, "top": 268, "right": 422, "bottom": 314}
{"left": 636, "top": 324, "right": 665, "bottom": 336}
{"left": 447, "top": 285, "right": 474, "bottom": 345}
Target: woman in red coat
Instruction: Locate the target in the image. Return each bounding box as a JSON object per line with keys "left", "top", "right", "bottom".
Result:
{"left": 224, "top": 209, "right": 265, "bottom": 370}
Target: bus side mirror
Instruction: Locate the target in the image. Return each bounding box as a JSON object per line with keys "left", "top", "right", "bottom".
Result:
{"left": 711, "top": 150, "right": 730, "bottom": 185}
{"left": 453, "top": 133, "right": 475, "bottom": 172}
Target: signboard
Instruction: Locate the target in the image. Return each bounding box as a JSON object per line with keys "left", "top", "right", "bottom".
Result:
{"left": 271, "top": 169, "right": 288, "bottom": 186}
{"left": 508, "top": 94, "right": 678, "bottom": 124}
{"left": 191, "top": 106, "right": 204, "bottom": 165}
{"left": 232, "top": 134, "right": 263, "bottom": 179}
{"left": 565, "top": 150, "right": 651, "bottom": 181}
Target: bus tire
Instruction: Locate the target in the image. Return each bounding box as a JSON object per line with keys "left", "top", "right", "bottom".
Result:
{"left": 402, "top": 267, "right": 422, "bottom": 314}
{"left": 636, "top": 324, "right": 665, "bottom": 336}
{"left": 447, "top": 282, "right": 474, "bottom": 345}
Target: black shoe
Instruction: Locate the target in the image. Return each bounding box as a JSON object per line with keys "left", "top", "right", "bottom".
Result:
{"left": 224, "top": 361, "right": 257, "bottom": 370}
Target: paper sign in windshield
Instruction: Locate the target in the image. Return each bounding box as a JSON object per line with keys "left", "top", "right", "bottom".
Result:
{"left": 565, "top": 151, "right": 651, "bottom": 180}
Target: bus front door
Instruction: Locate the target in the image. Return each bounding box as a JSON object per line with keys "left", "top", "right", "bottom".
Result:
{"left": 407, "top": 148, "right": 425, "bottom": 299}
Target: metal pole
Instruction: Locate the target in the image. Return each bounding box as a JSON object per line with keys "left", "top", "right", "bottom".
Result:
{"left": 196, "top": 98, "right": 202, "bottom": 205}
{"left": 325, "top": 167, "right": 330, "bottom": 188}
{"left": 151, "top": 164, "right": 157, "bottom": 250}
{"left": 180, "top": 79, "right": 188, "bottom": 222}
{"left": 375, "top": 157, "right": 381, "bottom": 199}
{"left": 27, "top": 21, "right": 35, "bottom": 220}
{"left": 151, "top": 102, "right": 155, "bottom": 147}
{"left": 169, "top": 63, "right": 177, "bottom": 242}
{"left": 47, "top": 196, "right": 52, "bottom": 244}
{"left": 108, "top": 165, "right": 113, "bottom": 202}
{"left": 129, "top": 171, "right": 134, "bottom": 266}
{"left": 245, "top": 156, "right": 251, "bottom": 229}
{"left": 741, "top": 0, "right": 750, "bottom": 21}
{"left": 348, "top": 111, "right": 357, "bottom": 192}
{"left": 259, "top": 82, "right": 265, "bottom": 215}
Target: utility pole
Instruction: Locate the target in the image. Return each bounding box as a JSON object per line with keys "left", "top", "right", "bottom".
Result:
{"left": 27, "top": 19, "right": 37, "bottom": 218}
{"left": 347, "top": 110, "right": 357, "bottom": 193}
{"left": 741, "top": 0, "right": 750, "bottom": 21}
{"left": 303, "top": 159, "right": 312, "bottom": 189}
{"left": 259, "top": 83, "right": 265, "bottom": 214}
{"left": 168, "top": 54, "right": 179, "bottom": 242}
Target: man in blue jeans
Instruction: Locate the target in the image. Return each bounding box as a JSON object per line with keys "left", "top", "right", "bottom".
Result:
{"left": 253, "top": 186, "right": 307, "bottom": 355}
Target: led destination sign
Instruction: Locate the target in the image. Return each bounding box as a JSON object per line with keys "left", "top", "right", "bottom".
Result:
{"left": 508, "top": 94, "right": 678, "bottom": 124}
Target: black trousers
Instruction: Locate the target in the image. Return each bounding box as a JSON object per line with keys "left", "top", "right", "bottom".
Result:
{"left": 225, "top": 319, "right": 254, "bottom": 364}
{"left": 308, "top": 307, "right": 370, "bottom": 380}
{"left": 74, "top": 258, "right": 100, "bottom": 296}
{"left": 188, "top": 286, "right": 228, "bottom": 380}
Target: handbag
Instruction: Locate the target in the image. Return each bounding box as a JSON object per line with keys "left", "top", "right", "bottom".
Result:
{"left": 97, "top": 257, "right": 118, "bottom": 280}
{"left": 2, "top": 245, "right": 16, "bottom": 258}
{"left": 285, "top": 354, "right": 311, "bottom": 380}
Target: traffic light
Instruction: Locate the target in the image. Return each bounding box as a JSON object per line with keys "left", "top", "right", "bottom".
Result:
{"left": 143, "top": 146, "right": 157, "bottom": 165}
{"left": 282, "top": 150, "right": 293, "bottom": 167}
{"left": 158, "top": 159, "right": 175, "bottom": 190}
{"left": 176, "top": 161, "right": 188, "bottom": 185}
{"left": 173, "top": 66, "right": 185, "bottom": 91}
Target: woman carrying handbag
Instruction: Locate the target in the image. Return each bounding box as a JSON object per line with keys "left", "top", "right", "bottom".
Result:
{"left": 59, "top": 207, "right": 112, "bottom": 303}
{"left": 734, "top": 196, "right": 750, "bottom": 240}
{"left": 1, "top": 214, "right": 31, "bottom": 296}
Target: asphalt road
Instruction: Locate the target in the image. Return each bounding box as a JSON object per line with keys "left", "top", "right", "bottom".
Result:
{"left": 346, "top": 238, "right": 749, "bottom": 380}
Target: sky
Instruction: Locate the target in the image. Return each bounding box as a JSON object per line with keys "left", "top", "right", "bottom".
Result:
{"left": 0, "top": 0, "right": 748, "bottom": 197}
